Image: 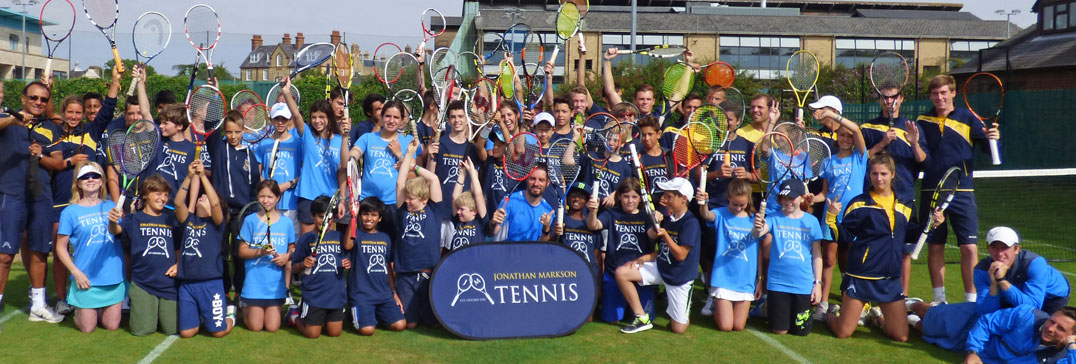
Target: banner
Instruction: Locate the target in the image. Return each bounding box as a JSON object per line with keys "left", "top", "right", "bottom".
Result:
{"left": 430, "top": 242, "right": 598, "bottom": 340}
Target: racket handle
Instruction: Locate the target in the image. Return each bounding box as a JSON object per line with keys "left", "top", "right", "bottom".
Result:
{"left": 44, "top": 58, "right": 53, "bottom": 81}
{"left": 723, "top": 151, "right": 731, "bottom": 168}
{"left": 556, "top": 205, "right": 564, "bottom": 227}
{"left": 549, "top": 45, "right": 561, "bottom": 66}
{"left": 126, "top": 73, "right": 139, "bottom": 97}
{"left": 268, "top": 139, "right": 281, "bottom": 179}
{"left": 988, "top": 139, "right": 1001, "bottom": 165}
{"left": 615, "top": 49, "right": 632, "bottom": 55}
{"left": 344, "top": 106, "right": 350, "bottom": 121}
{"left": 759, "top": 199, "right": 767, "bottom": 214}
{"left": 116, "top": 194, "right": 127, "bottom": 213}
{"left": 577, "top": 32, "right": 586, "bottom": 54}
{"left": 796, "top": 107, "right": 803, "bottom": 122}
{"left": 591, "top": 180, "right": 600, "bottom": 202}
{"left": 910, "top": 232, "right": 929, "bottom": 260}
{"left": 698, "top": 170, "right": 707, "bottom": 205}
{"left": 112, "top": 47, "right": 124, "bottom": 73}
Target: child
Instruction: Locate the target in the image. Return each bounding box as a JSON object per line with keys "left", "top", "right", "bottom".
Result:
{"left": 393, "top": 138, "right": 443, "bottom": 328}
{"left": 281, "top": 77, "right": 347, "bottom": 235}
{"left": 634, "top": 115, "right": 674, "bottom": 203}
{"left": 290, "top": 195, "right": 354, "bottom": 338}
{"left": 108, "top": 175, "right": 180, "bottom": 336}
{"left": 552, "top": 183, "right": 601, "bottom": 279}
{"left": 751, "top": 179, "right": 823, "bottom": 336}
{"left": 175, "top": 161, "right": 235, "bottom": 338}
{"left": 481, "top": 130, "right": 509, "bottom": 220}
{"left": 585, "top": 178, "right": 656, "bottom": 323}
{"left": 444, "top": 158, "right": 487, "bottom": 252}
{"left": 255, "top": 103, "right": 302, "bottom": 234}
{"left": 207, "top": 110, "right": 261, "bottom": 301}
{"left": 351, "top": 100, "right": 423, "bottom": 240}
{"left": 237, "top": 180, "right": 296, "bottom": 332}
{"left": 573, "top": 119, "right": 633, "bottom": 208}
{"left": 428, "top": 100, "right": 480, "bottom": 220}
{"left": 135, "top": 67, "right": 194, "bottom": 208}
{"left": 548, "top": 97, "right": 574, "bottom": 143}
{"left": 697, "top": 179, "right": 760, "bottom": 332}
{"left": 349, "top": 197, "right": 407, "bottom": 335}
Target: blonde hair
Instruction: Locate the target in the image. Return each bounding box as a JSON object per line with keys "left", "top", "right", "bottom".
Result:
{"left": 69, "top": 161, "right": 108, "bottom": 204}
{"left": 404, "top": 176, "right": 431, "bottom": 201}
{"left": 454, "top": 191, "right": 477, "bottom": 212}
{"left": 928, "top": 75, "right": 956, "bottom": 92}
{"left": 726, "top": 178, "right": 755, "bottom": 214}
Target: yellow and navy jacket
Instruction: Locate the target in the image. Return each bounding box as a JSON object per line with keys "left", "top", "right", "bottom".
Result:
{"left": 861, "top": 116, "right": 926, "bottom": 202}
{"left": 915, "top": 107, "right": 988, "bottom": 190}
{"left": 830, "top": 192, "right": 914, "bottom": 280}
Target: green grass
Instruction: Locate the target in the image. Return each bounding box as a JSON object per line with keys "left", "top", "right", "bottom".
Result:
{"left": 3, "top": 260, "right": 1076, "bottom": 363}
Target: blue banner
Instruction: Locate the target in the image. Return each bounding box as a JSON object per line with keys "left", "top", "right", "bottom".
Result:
{"left": 430, "top": 242, "right": 598, "bottom": 340}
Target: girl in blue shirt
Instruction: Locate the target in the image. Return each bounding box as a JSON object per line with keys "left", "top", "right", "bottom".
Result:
{"left": 351, "top": 100, "right": 423, "bottom": 239}
{"left": 237, "top": 180, "right": 296, "bottom": 332}
{"left": 55, "top": 162, "right": 123, "bottom": 333}
{"left": 697, "top": 179, "right": 760, "bottom": 332}
{"left": 255, "top": 106, "right": 301, "bottom": 232}
{"left": 281, "top": 77, "right": 348, "bottom": 235}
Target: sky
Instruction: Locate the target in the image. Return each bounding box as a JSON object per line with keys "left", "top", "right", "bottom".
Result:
{"left": 2, "top": 0, "right": 1037, "bottom": 76}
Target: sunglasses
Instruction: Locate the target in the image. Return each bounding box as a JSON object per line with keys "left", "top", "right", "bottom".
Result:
{"left": 26, "top": 95, "right": 49, "bottom": 103}
{"left": 78, "top": 173, "right": 102, "bottom": 181}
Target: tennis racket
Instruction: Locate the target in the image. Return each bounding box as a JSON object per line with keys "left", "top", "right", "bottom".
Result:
{"left": 417, "top": 8, "right": 445, "bottom": 54}
{"left": 627, "top": 143, "right": 659, "bottom": 226}
{"left": 429, "top": 47, "right": 457, "bottom": 83}
{"left": 671, "top": 122, "right": 709, "bottom": 178}
{"left": 431, "top": 65, "right": 462, "bottom": 139}
{"left": 521, "top": 31, "right": 544, "bottom": 77}
{"left": 372, "top": 42, "right": 403, "bottom": 89}
{"left": 231, "top": 89, "right": 263, "bottom": 111}
{"left": 962, "top": 72, "right": 1004, "bottom": 165}
{"left": 582, "top": 113, "right": 624, "bottom": 201}
{"left": 570, "top": 0, "right": 590, "bottom": 52}
{"left": 265, "top": 82, "right": 300, "bottom": 106}
{"left": 798, "top": 136, "right": 832, "bottom": 184}
{"left": 241, "top": 103, "right": 271, "bottom": 145}
{"left": 82, "top": 0, "right": 122, "bottom": 73}
{"left": 868, "top": 51, "right": 909, "bottom": 127}
{"left": 333, "top": 42, "right": 355, "bottom": 121}
{"left": 188, "top": 85, "right": 226, "bottom": 160}
{"left": 40, "top": 0, "right": 76, "bottom": 79}
{"left": 384, "top": 52, "right": 420, "bottom": 95}
{"left": 751, "top": 131, "right": 801, "bottom": 213}
{"left": 289, "top": 42, "right": 334, "bottom": 79}
{"left": 617, "top": 45, "right": 686, "bottom": 58}
{"left": 127, "top": 11, "right": 171, "bottom": 96}
{"left": 456, "top": 51, "right": 482, "bottom": 87}
{"left": 658, "top": 62, "right": 696, "bottom": 123}
{"left": 786, "top": 50, "right": 819, "bottom": 121}
{"left": 497, "top": 59, "right": 518, "bottom": 102}
{"left": 494, "top": 131, "right": 543, "bottom": 240}
{"left": 548, "top": 2, "right": 582, "bottom": 63}
{"left": 547, "top": 138, "right": 582, "bottom": 227}
{"left": 346, "top": 157, "right": 362, "bottom": 218}
{"left": 307, "top": 189, "right": 343, "bottom": 275}
{"left": 465, "top": 78, "right": 498, "bottom": 139}
{"left": 910, "top": 166, "right": 962, "bottom": 260}
{"left": 115, "top": 119, "right": 161, "bottom": 209}
{"left": 393, "top": 89, "right": 423, "bottom": 138}
{"left": 687, "top": 104, "right": 727, "bottom": 200}
{"left": 521, "top": 62, "right": 547, "bottom": 110}
{"left": 26, "top": 119, "right": 44, "bottom": 198}
{"left": 702, "top": 61, "right": 735, "bottom": 88}
{"left": 184, "top": 4, "right": 221, "bottom": 77}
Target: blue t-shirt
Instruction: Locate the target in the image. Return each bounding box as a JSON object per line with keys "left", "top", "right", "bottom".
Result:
{"left": 121, "top": 211, "right": 180, "bottom": 300}
{"left": 292, "top": 230, "right": 348, "bottom": 309}
{"left": 656, "top": 211, "right": 701, "bottom": 285}
{"left": 354, "top": 132, "right": 422, "bottom": 205}
{"left": 239, "top": 212, "right": 296, "bottom": 300}
{"left": 560, "top": 215, "right": 599, "bottom": 277}
{"left": 255, "top": 131, "right": 302, "bottom": 210}
{"left": 765, "top": 213, "right": 823, "bottom": 295}
{"left": 153, "top": 139, "right": 197, "bottom": 203}
{"left": 598, "top": 208, "right": 654, "bottom": 275}
{"left": 58, "top": 201, "right": 123, "bottom": 286}
{"left": 178, "top": 214, "right": 224, "bottom": 282}
{"left": 708, "top": 207, "right": 759, "bottom": 294}
{"left": 583, "top": 157, "right": 634, "bottom": 201}
{"left": 821, "top": 149, "right": 867, "bottom": 227}
{"left": 297, "top": 130, "right": 342, "bottom": 201}
{"left": 482, "top": 158, "right": 509, "bottom": 217}
{"left": 394, "top": 202, "right": 442, "bottom": 272}
{"left": 434, "top": 135, "right": 479, "bottom": 215}
{"left": 707, "top": 137, "right": 755, "bottom": 207}
{"left": 503, "top": 191, "right": 554, "bottom": 241}
{"left": 349, "top": 230, "right": 394, "bottom": 303}
{"left": 447, "top": 215, "right": 487, "bottom": 251}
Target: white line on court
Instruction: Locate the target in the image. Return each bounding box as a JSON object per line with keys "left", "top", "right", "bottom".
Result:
{"left": 748, "top": 329, "right": 813, "bottom": 364}
{"left": 0, "top": 306, "right": 28, "bottom": 323}
{"left": 136, "top": 335, "right": 178, "bottom": 364}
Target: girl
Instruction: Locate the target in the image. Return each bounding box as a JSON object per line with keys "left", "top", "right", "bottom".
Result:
{"left": 256, "top": 102, "right": 302, "bottom": 235}
{"left": 238, "top": 180, "right": 296, "bottom": 332}
{"left": 207, "top": 110, "right": 261, "bottom": 301}
{"left": 175, "top": 161, "right": 234, "bottom": 338}
{"left": 697, "top": 179, "right": 760, "bottom": 332}
{"left": 350, "top": 100, "right": 423, "bottom": 240}
{"left": 552, "top": 183, "right": 601, "bottom": 306}
{"left": 824, "top": 154, "right": 944, "bottom": 342}
{"left": 281, "top": 77, "right": 348, "bottom": 235}
{"left": 54, "top": 162, "right": 124, "bottom": 332}
{"left": 585, "top": 178, "right": 655, "bottom": 324}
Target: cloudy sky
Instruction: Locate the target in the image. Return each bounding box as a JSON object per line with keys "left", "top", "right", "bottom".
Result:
{"left": 6, "top": 0, "right": 1036, "bottom": 76}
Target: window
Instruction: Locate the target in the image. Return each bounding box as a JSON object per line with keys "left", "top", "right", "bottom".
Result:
{"left": 245, "top": 69, "right": 251, "bottom": 81}
{"left": 249, "top": 53, "right": 260, "bottom": 63}
{"left": 1058, "top": 3, "right": 1070, "bottom": 29}
{"left": 276, "top": 54, "right": 283, "bottom": 67}
{"left": 8, "top": 34, "right": 17, "bottom": 51}
{"left": 719, "top": 36, "right": 799, "bottom": 79}
{"left": 262, "top": 69, "right": 268, "bottom": 81}
{"left": 949, "top": 40, "right": 998, "bottom": 67}
{"left": 834, "top": 38, "right": 915, "bottom": 68}
{"left": 603, "top": 33, "right": 685, "bottom": 66}
{"left": 1045, "top": 5, "right": 1055, "bottom": 30}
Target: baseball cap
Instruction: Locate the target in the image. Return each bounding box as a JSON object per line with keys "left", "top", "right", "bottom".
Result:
{"left": 532, "top": 112, "right": 555, "bottom": 127}
{"left": 568, "top": 182, "right": 590, "bottom": 196}
{"left": 270, "top": 102, "right": 292, "bottom": 119}
{"left": 985, "top": 226, "right": 1020, "bottom": 247}
{"left": 656, "top": 177, "right": 694, "bottom": 201}
{"left": 76, "top": 163, "right": 104, "bottom": 179}
{"left": 808, "top": 95, "right": 843, "bottom": 114}
{"left": 777, "top": 179, "right": 806, "bottom": 198}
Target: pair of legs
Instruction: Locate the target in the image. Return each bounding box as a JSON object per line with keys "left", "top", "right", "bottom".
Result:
{"left": 51, "top": 222, "right": 70, "bottom": 304}
{"left": 922, "top": 191, "right": 979, "bottom": 302}
{"left": 825, "top": 295, "right": 908, "bottom": 341}
{"left": 178, "top": 281, "right": 234, "bottom": 338}
{"left": 927, "top": 244, "right": 978, "bottom": 300}
{"left": 712, "top": 296, "right": 751, "bottom": 332}
{"left": 73, "top": 304, "right": 122, "bottom": 333}
{"left": 614, "top": 261, "right": 690, "bottom": 333}
{"left": 294, "top": 304, "right": 344, "bottom": 338}
{"left": 243, "top": 304, "right": 282, "bottom": 332}
{"left": 353, "top": 300, "right": 407, "bottom": 336}
{"left": 819, "top": 241, "right": 849, "bottom": 306}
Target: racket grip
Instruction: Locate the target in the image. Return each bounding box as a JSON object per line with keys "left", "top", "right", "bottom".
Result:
{"left": 615, "top": 49, "right": 631, "bottom": 55}
{"left": 556, "top": 205, "right": 564, "bottom": 227}
{"left": 759, "top": 199, "right": 767, "bottom": 214}
{"left": 126, "top": 74, "right": 139, "bottom": 97}
{"left": 796, "top": 107, "right": 803, "bottom": 122}
{"left": 698, "top": 171, "right": 707, "bottom": 205}
{"left": 549, "top": 46, "right": 561, "bottom": 66}
{"left": 988, "top": 139, "right": 1001, "bottom": 165}
{"left": 723, "top": 151, "right": 731, "bottom": 168}
{"left": 591, "top": 183, "right": 600, "bottom": 202}
{"left": 43, "top": 58, "right": 53, "bottom": 81}
{"left": 910, "top": 233, "right": 929, "bottom": 260}
{"left": 577, "top": 32, "right": 586, "bottom": 53}
{"left": 116, "top": 194, "right": 127, "bottom": 213}
{"left": 112, "top": 47, "right": 124, "bottom": 73}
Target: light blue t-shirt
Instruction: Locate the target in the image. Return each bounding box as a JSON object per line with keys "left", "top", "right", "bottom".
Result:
{"left": 764, "top": 149, "right": 811, "bottom": 215}
{"left": 821, "top": 149, "right": 867, "bottom": 230}
{"left": 255, "top": 130, "right": 302, "bottom": 210}
{"left": 239, "top": 212, "right": 296, "bottom": 300}
{"left": 503, "top": 190, "right": 554, "bottom": 241}
{"left": 354, "top": 132, "right": 422, "bottom": 205}
{"left": 57, "top": 201, "right": 124, "bottom": 286}
{"left": 297, "top": 130, "right": 342, "bottom": 200}
{"left": 765, "top": 213, "right": 823, "bottom": 295}
{"left": 708, "top": 207, "right": 759, "bottom": 294}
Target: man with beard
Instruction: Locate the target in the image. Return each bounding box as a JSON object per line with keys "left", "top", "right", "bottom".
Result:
{"left": 492, "top": 163, "right": 554, "bottom": 242}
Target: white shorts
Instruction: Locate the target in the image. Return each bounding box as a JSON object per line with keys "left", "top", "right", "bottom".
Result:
{"left": 638, "top": 261, "right": 693, "bottom": 324}
{"left": 711, "top": 287, "right": 755, "bottom": 302}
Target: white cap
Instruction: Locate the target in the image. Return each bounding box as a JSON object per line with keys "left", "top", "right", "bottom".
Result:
{"left": 270, "top": 102, "right": 292, "bottom": 119}
{"left": 656, "top": 177, "right": 694, "bottom": 201}
{"left": 532, "top": 112, "right": 555, "bottom": 127}
{"left": 76, "top": 163, "right": 103, "bottom": 179}
{"left": 985, "top": 226, "right": 1020, "bottom": 247}
{"left": 808, "top": 95, "right": 843, "bottom": 114}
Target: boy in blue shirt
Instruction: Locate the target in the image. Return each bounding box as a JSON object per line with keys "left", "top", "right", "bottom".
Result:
{"left": 350, "top": 197, "right": 407, "bottom": 335}
{"left": 394, "top": 137, "right": 443, "bottom": 328}
{"left": 290, "top": 195, "right": 354, "bottom": 338}
{"left": 175, "top": 161, "right": 235, "bottom": 338}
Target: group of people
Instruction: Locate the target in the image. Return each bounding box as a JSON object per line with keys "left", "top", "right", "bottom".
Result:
{"left": 0, "top": 44, "right": 1072, "bottom": 363}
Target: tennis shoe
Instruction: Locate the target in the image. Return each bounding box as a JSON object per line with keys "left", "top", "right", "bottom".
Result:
{"left": 55, "top": 300, "right": 74, "bottom": 316}
{"left": 811, "top": 301, "right": 829, "bottom": 322}
{"left": 858, "top": 302, "right": 872, "bottom": 326}
{"left": 28, "top": 305, "right": 64, "bottom": 323}
{"left": 865, "top": 306, "right": 883, "bottom": 327}
{"left": 620, "top": 315, "right": 652, "bottom": 334}
{"left": 904, "top": 297, "right": 923, "bottom": 314}
{"left": 701, "top": 298, "right": 714, "bottom": 316}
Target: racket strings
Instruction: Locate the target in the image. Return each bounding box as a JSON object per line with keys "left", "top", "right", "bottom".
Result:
{"left": 393, "top": 89, "right": 423, "bottom": 122}
{"left": 334, "top": 46, "right": 353, "bottom": 85}
{"left": 964, "top": 74, "right": 1004, "bottom": 118}
{"left": 504, "top": 138, "right": 541, "bottom": 180}
{"left": 869, "top": 56, "right": 909, "bottom": 94}
{"left": 83, "top": 0, "right": 117, "bottom": 25}
{"left": 801, "top": 137, "right": 832, "bottom": 179}
{"left": 385, "top": 52, "right": 419, "bottom": 93}
{"left": 133, "top": 13, "right": 170, "bottom": 56}
{"left": 242, "top": 104, "right": 270, "bottom": 133}
{"left": 523, "top": 64, "right": 546, "bottom": 105}
{"left": 521, "top": 32, "right": 543, "bottom": 71}
{"left": 787, "top": 53, "right": 818, "bottom": 91}
{"left": 686, "top": 122, "right": 719, "bottom": 156}
{"left": 41, "top": 0, "right": 76, "bottom": 40}
{"left": 662, "top": 63, "right": 693, "bottom": 102}
{"left": 184, "top": 6, "right": 219, "bottom": 49}
{"left": 265, "top": 84, "right": 299, "bottom": 106}
{"left": 430, "top": 48, "right": 457, "bottom": 80}
{"left": 703, "top": 63, "right": 735, "bottom": 88}
{"left": 672, "top": 133, "right": 700, "bottom": 169}
{"left": 296, "top": 43, "right": 335, "bottom": 68}
{"left": 556, "top": 3, "right": 581, "bottom": 40}
{"left": 121, "top": 121, "right": 160, "bottom": 177}
{"left": 189, "top": 87, "right": 226, "bottom": 132}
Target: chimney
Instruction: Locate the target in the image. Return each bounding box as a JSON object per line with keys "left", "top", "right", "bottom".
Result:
{"left": 295, "top": 33, "right": 305, "bottom": 49}
{"left": 251, "top": 35, "right": 263, "bottom": 51}
{"left": 404, "top": 45, "right": 412, "bottom": 54}
{"left": 282, "top": 33, "right": 291, "bottom": 46}
{"left": 351, "top": 44, "right": 360, "bottom": 58}
{"left": 331, "top": 30, "right": 341, "bottom": 45}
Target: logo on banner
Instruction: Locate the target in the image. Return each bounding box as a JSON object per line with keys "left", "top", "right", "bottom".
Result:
{"left": 451, "top": 273, "right": 495, "bottom": 306}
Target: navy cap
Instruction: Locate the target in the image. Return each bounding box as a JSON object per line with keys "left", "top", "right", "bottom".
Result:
{"left": 777, "top": 179, "right": 806, "bottom": 198}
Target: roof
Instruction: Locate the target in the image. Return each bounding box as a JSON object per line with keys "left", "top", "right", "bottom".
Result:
{"left": 952, "top": 27, "right": 1076, "bottom": 74}
{"left": 475, "top": 0, "right": 963, "bottom": 11}
{"left": 853, "top": 9, "right": 980, "bottom": 21}
{"left": 475, "top": 8, "right": 1009, "bottom": 39}
{"left": 240, "top": 44, "right": 298, "bottom": 69}
{"left": 0, "top": 8, "right": 43, "bottom": 32}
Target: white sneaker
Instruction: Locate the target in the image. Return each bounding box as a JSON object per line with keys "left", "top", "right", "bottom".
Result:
{"left": 812, "top": 301, "right": 829, "bottom": 322}
{"left": 858, "top": 302, "right": 872, "bottom": 326}
{"left": 701, "top": 298, "right": 714, "bottom": 316}
{"left": 904, "top": 297, "right": 923, "bottom": 313}
{"left": 284, "top": 294, "right": 296, "bottom": 307}
{"left": 28, "top": 305, "right": 64, "bottom": 323}
{"left": 865, "top": 306, "right": 883, "bottom": 327}
{"left": 55, "top": 300, "right": 74, "bottom": 315}
{"left": 226, "top": 305, "right": 237, "bottom": 326}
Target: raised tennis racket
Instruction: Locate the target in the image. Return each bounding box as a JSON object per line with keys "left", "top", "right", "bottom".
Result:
{"left": 521, "top": 30, "right": 544, "bottom": 77}
{"left": 522, "top": 62, "right": 547, "bottom": 110}
{"left": 456, "top": 51, "right": 482, "bottom": 87}
{"left": 617, "top": 45, "right": 686, "bottom": 58}
{"left": 868, "top": 51, "right": 909, "bottom": 127}
{"left": 582, "top": 114, "right": 624, "bottom": 201}
{"left": 672, "top": 122, "right": 709, "bottom": 178}
{"left": 417, "top": 8, "right": 445, "bottom": 54}
{"left": 910, "top": 166, "right": 962, "bottom": 260}
{"left": 702, "top": 61, "right": 735, "bottom": 88}
{"left": 786, "top": 50, "right": 819, "bottom": 121}
{"left": 184, "top": 4, "right": 220, "bottom": 76}
{"left": 40, "top": 0, "right": 76, "bottom": 79}
{"left": 265, "top": 82, "right": 300, "bottom": 106}
{"left": 751, "top": 131, "right": 800, "bottom": 213}
{"left": 231, "top": 89, "right": 263, "bottom": 111}
{"left": 393, "top": 89, "right": 423, "bottom": 138}
{"left": 465, "top": 78, "right": 498, "bottom": 139}
{"left": 661, "top": 62, "right": 696, "bottom": 118}
{"left": 548, "top": 2, "right": 581, "bottom": 63}
{"left": 687, "top": 104, "right": 727, "bottom": 200}
{"left": 429, "top": 47, "right": 457, "bottom": 82}
{"left": 627, "top": 143, "right": 659, "bottom": 225}
{"left": 497, "top": 59, "right": 517, "bottom": 102}
{"left": 115, "top": 119, "right": 161, "bottom": 209}
{"left": 962, "top": 72, "right": 1004, "bottom": 165}
{"left": 82, "top": 0, "right": 122, "bottom": 73}
{"left": 548, "top": 138, "right": 582, "bottom": 227}
{"left": 187, "top": 85, "right": 226, "bottom": 160}
{"left": 127, "top": 11, "right": 171, "bottom": 96}
{"left": 373, "top": 42, "right": 403, "bottom": 89}
{"left": 290, "top": 42, "right": 334, "bottom": 79}
{"left": 241, "top": 103, "right": 271, "bottom": 144}
{"left": 494, "top": 132, "right": 543, "bottom": 240}
{"left": 333, "top": 42, "right": 355, "bottom": 121}
{"left": 798, "top": 136, "right": 831, "bottom": 183}
{"left": 384, "top": 51, "right": 420, "bottom": 95}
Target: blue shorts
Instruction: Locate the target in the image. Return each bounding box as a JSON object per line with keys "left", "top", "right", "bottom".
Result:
{"left": 26, "top": 197, "right": 54, "bottom": 253}
{"left": 599, "top": 271, "right": 655, "bottom": 323}
{"left": 841, "top": 275, "right": 904, "bottom": 303}
{"left": 178, "top": 279, "right": 229, "bottom": 332}
{"left": 920, "top": 190, "right": 978, "bottom": 246}
{"left": 352, "top": 299, "right": 405, "bottom": 328}
{"left": 67, "top": 282, "right": 126, "bottom": 309}
{"left": 297, "top": 198, "right": 315, "bottom": 225}
{"left": 0, "top": 194, "right": 27, "bottom": 255}
{"left": 395, "top": 271, "right": 434, "bottom": 325}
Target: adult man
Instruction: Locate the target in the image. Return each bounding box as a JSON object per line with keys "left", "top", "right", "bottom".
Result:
{"left": 917, "top": 304, "right": 1076, "bottom": 364}
{"left": 972, "top": 226, "right": 1070, "bottom": 314}
{"left": 736, "top": 94, "right": 781, "bottom": 144}
{"left": 916, "top": 75, "right": 1001, "bottom": 305}
{"left": 491, "top": 163, "right": 554, "bottom": 242}
{"left": 602, "top": 48, "right": 657, "bottom": 117}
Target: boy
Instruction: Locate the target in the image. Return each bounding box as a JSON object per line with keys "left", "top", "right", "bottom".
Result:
{"left": 394, "top": 138, "right": 443, "bottom": 328}
{"left": 553, "top": 183, "right": 601, "bottom": 277}
{"left": 291, "top": 195, "right": 354, "bottom": 338}
{"left": 634, "top": 116, "right": 674, "bottom": 203}
{"left": 428, "top": 101, "right": 480, "bottom": 219}
{"left": 175, "top": 161, "right": 235, "bottom": 338}
{"left": 549, "top": 97, "right": 575, "bottom": 143}
{"left": 207, "top": 110, "right": 261, "bottom": 300}
{"left": 349, "top": 197, "right": 407, "bottom": 335}
{"left": 481, "top": 130, "right": 509, "bottom": 219}
{"left": 445, "top": 158, "right": 487, "bottom": 252}
{"left": 135, "top": 70, "right": 194, "bottom": 208}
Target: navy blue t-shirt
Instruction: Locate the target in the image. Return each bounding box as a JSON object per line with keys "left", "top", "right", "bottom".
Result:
{"left": 207, "top": 131, "right": 260, "bottom": 210}
{"left": 433, "top": 135, "right": 479, "bottom": 215}
{"left": 482, "top": 158, "right": 509, "bottom": 218}
{"left": 293, "top": 230, "right": 348, "bottom": 309}
{"left": 394, "top": 202, "right": 443, "bottom": 272}
{"left": 707, "top": 136, "right": 755, "bottom": 207}
{"left": 447, "top": 215, "right": 487, "bottom": 251}
{"left": 349, "top": 230, "right": 394, "bottom": 303}
{"left": 638, "top": 149, "right": 673, "bottom": 200}
{"left": 178, "top": 214, "right": 224, "bottom": 281}
{"left": 121, "top": 211, "right": 180, "bottom": 300}
{"left": 349, "top": 119, "right": 376, "bottom": 146}
{"left": 582, "top": 157, "right": 634, "bottom": 201}
{"left": 598, "top": 208, "right": 654, "bottom": 275}
{"left": 561, "top": 215, "right": 599, "bottom": 276}
{"left": 656, "top": 211, "right": 701, "bottom": 285}
{"left": 153, "top": 138, "right": 197, "bottom": 201}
